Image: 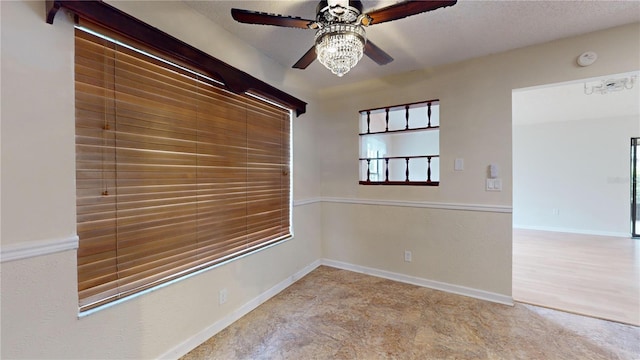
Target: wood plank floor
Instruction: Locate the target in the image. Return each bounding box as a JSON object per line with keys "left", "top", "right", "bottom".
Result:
{"left": 513, "top": 228, "right": 640, "bottom": 326}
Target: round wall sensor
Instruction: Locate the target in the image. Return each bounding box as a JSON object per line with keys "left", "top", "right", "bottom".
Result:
{"left": 577, "top": 51, "right": 598, "bottom": 67}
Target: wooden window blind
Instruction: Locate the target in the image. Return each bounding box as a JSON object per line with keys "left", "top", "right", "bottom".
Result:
{"left": 75, "top": 27, "right": 291, "bottom": 312}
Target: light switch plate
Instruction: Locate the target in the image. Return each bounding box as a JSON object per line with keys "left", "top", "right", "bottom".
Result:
{"left": 486, "top": 178, "right": 502, "bottom": 191}
{"left": 454, "top": 158, "right": 464, "bottom": 171}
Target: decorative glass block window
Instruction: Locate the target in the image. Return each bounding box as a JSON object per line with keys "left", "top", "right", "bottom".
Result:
{"left": 359, "top": 100, "right": 439, "bottom": 185}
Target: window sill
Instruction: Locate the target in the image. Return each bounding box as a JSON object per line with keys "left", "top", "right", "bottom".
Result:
{"left": 359, "top": 181, "right": 439, "bottom": 186}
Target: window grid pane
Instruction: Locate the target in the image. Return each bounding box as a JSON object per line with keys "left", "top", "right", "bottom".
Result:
{"left": 359, "top": 100, "right": 439, "bottom": 186}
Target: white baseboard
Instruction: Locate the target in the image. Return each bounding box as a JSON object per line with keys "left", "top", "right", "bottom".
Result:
{"left": 321, "top": 259, "right": 514, "bottom": 306}
{"left": 513, "top": 224, "right": 630, "bottom": 238}
{"left": 160, "top": 259, "right": 322, "bottom": 360}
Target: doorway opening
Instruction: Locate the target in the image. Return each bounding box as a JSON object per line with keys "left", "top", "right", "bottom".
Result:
{"left": 512, "top": 72, "right": 640, "bottom": 326}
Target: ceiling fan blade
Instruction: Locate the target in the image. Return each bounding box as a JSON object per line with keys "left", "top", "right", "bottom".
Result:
{"left": 293, "top": 46, "right": 317, "bottom": 69}
{"left": 231, "top": 8, "right": 317, "bottom": 29}
{"left": 364, "top": 40, "right": 393, "bottom": 65}
{"left": 362, "top": 0, "right": 457, "bottom": 26}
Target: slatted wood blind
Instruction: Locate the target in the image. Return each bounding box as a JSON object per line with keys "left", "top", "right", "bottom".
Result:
{"left": 75, "top": 27, "right": 291, "bottom": 312}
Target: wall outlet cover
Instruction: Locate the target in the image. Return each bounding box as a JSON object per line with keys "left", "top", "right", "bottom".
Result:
{"left": 219, "top": 288, "right": 228, "bottom": 305}
{"left": 404, "top": 250, "right": 412, "bottom": 262}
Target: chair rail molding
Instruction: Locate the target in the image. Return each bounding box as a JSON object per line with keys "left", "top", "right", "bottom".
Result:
{"left": 321, "top": 197, "right": 512, "bottom": 213}
{"left": 1, "top": 235, "right": 79, "bottom": 263}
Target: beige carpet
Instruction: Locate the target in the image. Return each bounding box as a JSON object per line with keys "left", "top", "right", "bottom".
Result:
{"left": 182, "top": 266, "right": 640, "bottom": 359}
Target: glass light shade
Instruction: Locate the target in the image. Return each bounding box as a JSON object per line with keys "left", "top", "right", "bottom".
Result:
{"left": 314, "top": 24, "right": 366, "bottom": 77}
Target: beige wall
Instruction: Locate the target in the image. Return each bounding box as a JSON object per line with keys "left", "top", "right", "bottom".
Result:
{"left": 1, "top": 0, "right": 639, "bottom": 358}
{"left": 1, "top": 0, "right": 77, "bottom": 246}
{"left": 317, "top": 23, "right": 640, "bottom": 296}
{"left": 1, "top": 1, "right": 321, "bottom": 359}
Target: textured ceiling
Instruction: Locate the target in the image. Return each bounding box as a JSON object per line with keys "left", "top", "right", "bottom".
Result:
{"left": 513, "top": 71, "right": 640, "bottom": 125}
{"left": 184, "top": 1, "right": 640, "bottom": 89}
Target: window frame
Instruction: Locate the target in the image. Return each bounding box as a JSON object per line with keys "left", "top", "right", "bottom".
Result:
{"left": 74, "top": 26, "right": 294, "bottom": 313}
{"left": 47, "top": 1, "right": 303, "bottom": 313}
{"left": 359, "top": 100, "right": 440, "bottom": 186}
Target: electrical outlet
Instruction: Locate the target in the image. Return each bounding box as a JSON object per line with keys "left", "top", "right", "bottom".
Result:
{"left": 404, "top": 250, "right": 412, "bottom": 262}
{"left": 219, "top": 288, "right": 228, "bottom": 305}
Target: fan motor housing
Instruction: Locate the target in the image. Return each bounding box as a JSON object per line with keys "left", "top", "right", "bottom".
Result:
{"left": 317, "top": 0, "right": 363, "bottom": 24}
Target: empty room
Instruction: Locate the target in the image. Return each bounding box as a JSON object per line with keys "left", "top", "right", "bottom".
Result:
{"left": 2, "top": 1, "right": 639, "bottom": 359}
{"left": 512, "top": 75, "right": 640, "bottom": 327}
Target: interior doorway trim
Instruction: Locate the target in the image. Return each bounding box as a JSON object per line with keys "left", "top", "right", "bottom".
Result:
{"left": 632, "top": 137, "right": 639, "bottom": 238}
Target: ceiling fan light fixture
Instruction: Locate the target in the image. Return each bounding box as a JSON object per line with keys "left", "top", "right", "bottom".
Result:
{"left": 315, "top": 23, "right": 365, "bottom": 77}
{"left": 231, "top": 0, "right": 457, "bottom": 74}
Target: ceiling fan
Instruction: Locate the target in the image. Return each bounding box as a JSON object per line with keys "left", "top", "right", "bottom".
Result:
{"left": 231, "top": 0, "right": 457, "bottom": 77}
